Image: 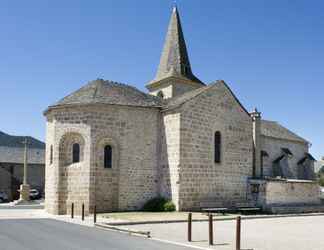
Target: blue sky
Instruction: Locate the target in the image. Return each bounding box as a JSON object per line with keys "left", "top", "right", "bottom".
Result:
{"left": 0, "top": 0, "right": 323, "bottom": 159}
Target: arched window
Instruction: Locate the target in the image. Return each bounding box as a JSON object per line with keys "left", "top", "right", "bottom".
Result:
{"left": 214, "top": 131, "right": 221, "bottom": 163}
{"left": 72, "top": 143, "right": 80, "bottom": 163}
{"left": 50, "top": 145, "right": 53, "bottom": 164}
{"left": 104, "top": 145, "right": 112, "bottom": 168}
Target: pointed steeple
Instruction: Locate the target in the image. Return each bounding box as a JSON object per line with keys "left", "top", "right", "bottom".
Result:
{"left": 148, "top": 6, "right": 203, "bottom": 88}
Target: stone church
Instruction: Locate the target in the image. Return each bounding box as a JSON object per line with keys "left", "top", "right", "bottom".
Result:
{"left": 44, "top": 7, "right": 320, "bottom": 215}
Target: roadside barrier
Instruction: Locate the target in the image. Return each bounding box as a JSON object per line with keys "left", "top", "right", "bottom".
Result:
{"left": 209, "top": 214, "right": 213, "bottom": 245}
{"left": 187, "top": 213, "right": 192, "bottom": 242}
{"left": 82, "top": 203, "right": 85, "bottom": 221}
{"left": 236, "top": 216, "right": 241, "bottom": 250}
{"left": 187, "top": 213, "right": 243, "bottom": 249}
{"left": 94, "top": 205, "right": 97, "bottom": 223}
{"left": 71, "top": 203, "right": 74, "bottom": 219}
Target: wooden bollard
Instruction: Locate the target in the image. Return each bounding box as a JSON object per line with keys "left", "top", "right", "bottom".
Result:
{"left": 209, "top": 214, "right": 213, "bottom": 245}
{"left": 188, "top": 213, "right": 192, "bottom": 242}
{"left": 236, "top": 216, "right": 241, "bottom": 250}
{"left": 82, "top": 203, "right": 85, "bottom": 221}
{"left": 94, "top": 205, "right": 97, "bottom": 223}
{"left": 71, "top": 203, "right": 74, "bottom": 219}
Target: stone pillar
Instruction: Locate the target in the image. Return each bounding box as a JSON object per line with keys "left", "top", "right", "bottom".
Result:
{"left": 251, "top": 108, "right": 262, "bottom": 178}
{"left": 19, "top": 138, "right": 30, "bottom": 201}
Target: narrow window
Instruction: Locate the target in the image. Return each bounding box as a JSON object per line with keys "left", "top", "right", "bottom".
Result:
{"left": 104, "top": 145, "right": 112, "bottom": 168}
{"left": 72, "top": 143, "right": 80, "bottom": 163}
{"left": 214, "top": 131, "right": 221, "bottom": 163}
{"left": 50, "top": 145, "right": 53, "bottom": 164}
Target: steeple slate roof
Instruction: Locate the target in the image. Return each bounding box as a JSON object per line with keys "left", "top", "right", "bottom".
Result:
{"left": 150, "top": 6, "right": 203, "bottom": 85}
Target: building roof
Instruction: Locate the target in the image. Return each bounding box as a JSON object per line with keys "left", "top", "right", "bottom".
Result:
{"left": 273, "top": 154, "right": 285, "bottom": 163}
{"left": 148, "top": 6, "right": 204, "bottom": 86}
{"left": 281, "top": 147, "right": 293, "bottom": 156}
{"left": 0, "top": 131, "right": 45, "bottom": 149}
{"left": 47, "top": 79, "right": 164, "bottom": 110}
{"left": 261, "top": 120, "right": 308, "bottom": 144}
{"left": 261, "top": 150, "right": 269, "bottom": 157}
{"left": 298, "top": 153, "right": 316, "bottom": 165}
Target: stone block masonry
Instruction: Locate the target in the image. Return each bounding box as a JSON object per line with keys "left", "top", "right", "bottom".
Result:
{"left": 45, "top": 105, "right": 161, "bottom": 215}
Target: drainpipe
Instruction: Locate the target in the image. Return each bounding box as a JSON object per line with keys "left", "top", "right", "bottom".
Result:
{"left": 251, "top": 108, "right": 262, "bottom": 178}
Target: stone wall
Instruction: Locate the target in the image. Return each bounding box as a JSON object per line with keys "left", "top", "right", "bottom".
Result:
{"left": 159, "top": 111, "right": 181, "bottom": 209}
{"left": 175, "top": 82, "right": 254, "bottom": 210}
{"left": 45, "top": 116, "right": 91, "bottom": 215}
{"left": 89, "top": 105, "right": 160, "bottom": 212}
{"left": 261, "top": 136, "right": 309, "bottom": 178}
{"left": 150, "top": 84, "right": 173, "bottom": 99}
{"left": 45, "top": 118, "right": 58, "bottom": 214}
{"left": 149, "top": 78, "right": 201, "bottom": 99}
{"left": 250, "top": 179, "right": 321, "bottom": 210}
{"left": 45, "top": 104, "right": 160, "bottom": 214}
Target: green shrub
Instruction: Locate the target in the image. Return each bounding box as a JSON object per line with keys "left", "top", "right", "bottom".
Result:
{"left": 163, "top": 201, "right": 176, "bottom": 212}
{"left": 318, "top": 176, "right": 324, "bottom": 187}
{"left": 143, "top": 197, "right": 175, "bottom": 212}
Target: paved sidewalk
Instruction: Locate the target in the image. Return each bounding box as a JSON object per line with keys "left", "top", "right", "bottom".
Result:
{"left": 0, "top": 208, "right": 48, "bottom": 219}
{"left": 2, "top": 207, "right": 324, "bottom": 250}
{"left": 0, "top": 206, "right": 127, "bottom": 227}
{"left": 121, "top": 215, "right": 324, "bottom": 250}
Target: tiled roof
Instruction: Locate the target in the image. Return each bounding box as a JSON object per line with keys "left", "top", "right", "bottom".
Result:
{"left": 261, "top": 120, "right": 308, "bottom": 144}
{"left": 50, "top": 79, "right": 164, "bottom": 109}
{"left": 273, "top": 154, "right": 285, "bottom": 163}
{"left": 281, "top": 147, "right": 293, "bottom": 156}
{"left": 0, "top": 131, "right": 45, "bottom": 149}
{"left": 298, "top": 153, "right": 316, "bottom": 165}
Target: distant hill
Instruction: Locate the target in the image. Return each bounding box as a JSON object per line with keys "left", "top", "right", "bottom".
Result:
{"left": 0, "top": 131, "right": 45, "bottom": 149}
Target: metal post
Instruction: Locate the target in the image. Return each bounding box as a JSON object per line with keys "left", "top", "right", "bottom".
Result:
{"left": 209, "top": 214, "right": 213, "bottom": 245}
{"left": 82, "top": 203, "right": 85, "bottom": 221}
{"left": 236, "top": 216, "right": 241, "bottom": 250}
{"left": 188, "top": 213, "right": 192, "bottom": 242}
{"left": 71, "top": 203, "right": 74, "bottom": 219}
{"left": 94, "top": 205, "right": 97, "bottom": 223}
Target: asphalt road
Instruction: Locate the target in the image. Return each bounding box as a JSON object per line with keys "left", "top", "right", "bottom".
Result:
{"left": 0, "top": 219, "right": 191, "bottom": 250}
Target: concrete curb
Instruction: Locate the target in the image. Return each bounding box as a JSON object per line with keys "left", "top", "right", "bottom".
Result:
{"left": 150, "top": 237, "right": 211, "bottom": 250}
{"left": 102, "top": 212, "right": 324, "bottom": 226}
{"left": 95, "top": 223, "right": 211, "bottom": 250}
{"left": 95, "top": 223, "right": 151, "bottom": 238}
